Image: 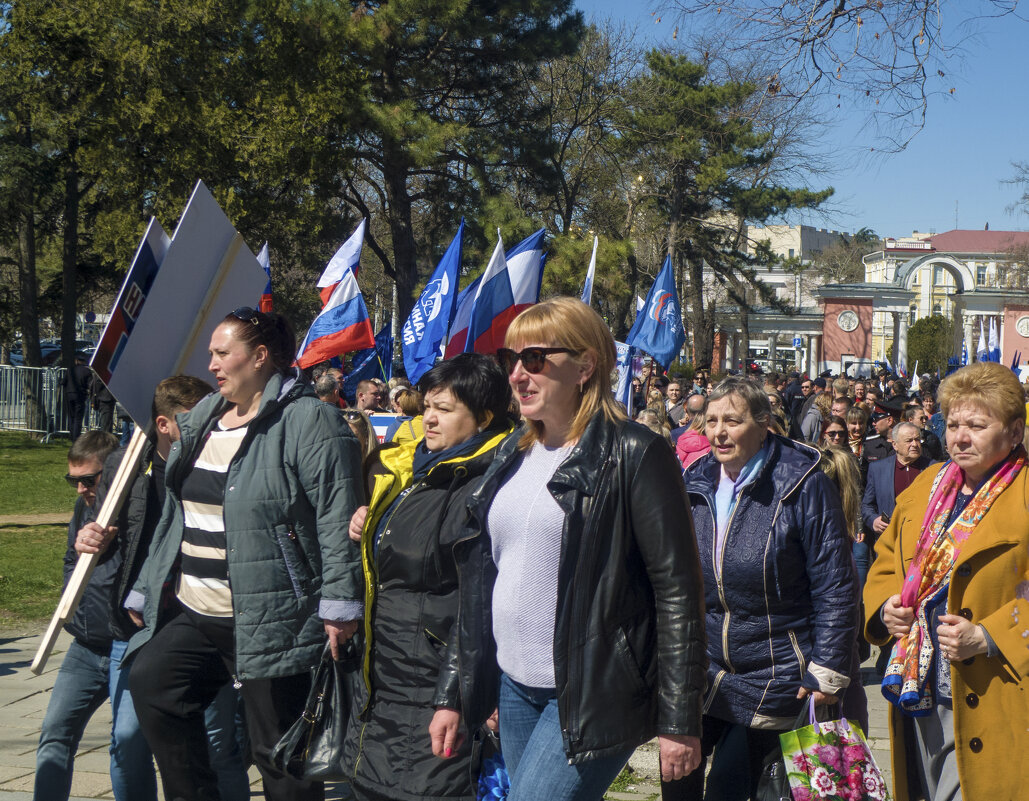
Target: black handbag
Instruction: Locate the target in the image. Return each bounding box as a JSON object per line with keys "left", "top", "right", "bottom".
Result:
{"left": 270, "top": 638, "right": 360, "bottom": 781}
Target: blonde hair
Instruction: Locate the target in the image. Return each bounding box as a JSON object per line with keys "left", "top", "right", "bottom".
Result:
{"left": 938, "top": 362, "right": 1025, "bottom": 426}
{"left": 818, "top": 446, "right": 862, "bottom": 538}
{"left": 505, "top": 297, "right": 626, "bottom": 449}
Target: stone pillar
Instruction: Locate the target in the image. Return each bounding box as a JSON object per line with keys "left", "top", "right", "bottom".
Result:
{"left": 808, "top": 335, "right": 822, "bottom": 375}
{"left": 712, "top": 329, "right": 728, "bottom": 372}
{"left": 767, "top": 334, "right": 778, "bottom": 371}
{"left": 897, "top": 315, "right": 909, "bottom": 374}
{"left": 952, "top": 301, "right": 965, "bottom": 357}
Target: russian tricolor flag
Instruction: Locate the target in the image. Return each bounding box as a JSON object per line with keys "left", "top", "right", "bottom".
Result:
{"left": 506, "top": 228, "right": 546, "bottom": 313}
{"left": 450, "top": 228, "right": 546, "bottom": 355}
{"left": 296, "top": 267, "right": 375, "bottom": 369}
{"left": 256, "top": 242, "right": 273, "bottom": 313}
{"left": 466, "top": 235, "right": 514, "bottom": 354}
{"left": 443, "top": 276, "right": 481, "bottom": 358}
{"left": 317, "top": 219, "right": 366, "bottom": 306}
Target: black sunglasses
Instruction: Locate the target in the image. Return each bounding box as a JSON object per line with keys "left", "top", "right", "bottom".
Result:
{"left": 497, "top": 347, "right": 575, "bottom": 375}
{"left": 825, "top": 430, "right": 846, "bottom": 439}
{"left": 65, "top": 471, "right": 101, "bottom": 489}
{"left": 231, "top": 306, "right": 261, "bottom": 325}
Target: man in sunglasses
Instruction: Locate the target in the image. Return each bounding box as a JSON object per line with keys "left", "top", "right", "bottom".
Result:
{"left": 36, "top": 429, "right": 138, "bottom": 801}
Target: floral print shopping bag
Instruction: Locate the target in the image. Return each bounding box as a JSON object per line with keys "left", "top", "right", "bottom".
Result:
{"left": 778, "top": 699, "right": 890, "bottom": 801}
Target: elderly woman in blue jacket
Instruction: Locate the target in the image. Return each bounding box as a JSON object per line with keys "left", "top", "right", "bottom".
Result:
{"left": 666, "top": 375, "right": 863, "bottom": 801}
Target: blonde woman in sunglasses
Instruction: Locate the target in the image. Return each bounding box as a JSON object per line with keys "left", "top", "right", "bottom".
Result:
{"left": 445, "top": 298, "right": 706, "bottom": 801}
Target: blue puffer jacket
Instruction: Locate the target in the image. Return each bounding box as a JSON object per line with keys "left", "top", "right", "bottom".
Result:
{"left": 684, "top": 434, "right": 859, "bottom": 729}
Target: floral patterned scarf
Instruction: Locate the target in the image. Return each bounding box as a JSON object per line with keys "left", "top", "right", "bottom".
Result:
{"left": 882, "top": 446, "right": 1025, "bottom": 715}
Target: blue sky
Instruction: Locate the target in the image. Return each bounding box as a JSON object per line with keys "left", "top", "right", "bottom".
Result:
{"left": 576, "top": 1, "right": 1029, "bottom": 239}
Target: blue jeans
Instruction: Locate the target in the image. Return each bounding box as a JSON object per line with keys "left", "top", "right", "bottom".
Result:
{"left": 499, "top": 673, "right": 634, "bottom": 801}
{"left": 35, "top": 639, "right": 157, "bottom": 801}
{"left": 853, "top": 539, "right": 872, "bottom": 589}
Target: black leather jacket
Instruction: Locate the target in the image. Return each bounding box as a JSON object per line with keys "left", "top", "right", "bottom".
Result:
{"left": 437, "top": 413, "right": 707, "bottom": 764}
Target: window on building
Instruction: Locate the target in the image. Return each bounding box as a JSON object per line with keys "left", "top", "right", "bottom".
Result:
{"left": 909, "top": 305, "right": 917, "bottom": 325}
{"left": 933, "top": 266, "right": 944, "bottom": 285}
{"left": 977, "top": 265, "right": 988, "bottom": 286}
{"left": 932, "top": 303, "right": 942, "bottom": 316}
{"left": 788, "top": 248, "right": 795, "bottom": 259}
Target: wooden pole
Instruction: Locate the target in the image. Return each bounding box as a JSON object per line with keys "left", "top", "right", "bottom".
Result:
{"left": 31, "top": 426, "right": 150, "bottom": 674}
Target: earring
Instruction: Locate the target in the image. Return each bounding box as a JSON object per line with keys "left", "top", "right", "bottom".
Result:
{"left": 578, "top": 381, "right": 584, "bottom": 396}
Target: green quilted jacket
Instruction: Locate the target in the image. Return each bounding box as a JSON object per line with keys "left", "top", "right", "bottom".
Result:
{"left": 127, "top": 372, "right": 363, "bottom": 680}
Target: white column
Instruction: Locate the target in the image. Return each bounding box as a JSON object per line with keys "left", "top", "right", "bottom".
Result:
{"left": 891, "top": 312, "right": 900, "bottom": 367}
{"left": 767, "top": 334, "right": 778, "bottom": 370}
{"left": 809, "top": 335, "right": 822, "bottom": 375}
{"left": 897, "top": 315, "right": 909, "bottom": 373}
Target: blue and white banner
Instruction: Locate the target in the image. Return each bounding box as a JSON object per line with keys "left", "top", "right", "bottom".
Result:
{"left": 402, "top": 220, "right": 463, "bottom": 384}
{"left": 625, "top": 255, "right": 685, "bottom": 371}
{"left": 615, "top": 340, "right": 634, "bottom": 410}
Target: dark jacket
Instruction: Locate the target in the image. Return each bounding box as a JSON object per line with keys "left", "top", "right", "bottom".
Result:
{"left": 860, "top": 453, "right": 932, "bottom": 532}
{"left": 344, "top": 428, "right": 511, "bottom": 801}
{"left": 685, "top": 434, "right": 859, "bottom": 729}
{"left": 859, "top": 432, "right": 894, "bottom": 484}
{"left": 920, "top": 428, "right": 945, "bottom": 461}
{"left": 96, "top": 441, "right": 167, "bottom": 642}
{"left": 441, "top": 414, "right": 707, "bottom": 765}
{"left": 128, "top": 372, "right": 363, "bottom": 679}
{"left": 63, "top": 497, "right": 111, "bottom": 650}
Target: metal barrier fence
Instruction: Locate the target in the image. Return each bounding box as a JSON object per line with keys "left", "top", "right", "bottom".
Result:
{"left": 0, "top": 365, "right": 103, "bottom": 442}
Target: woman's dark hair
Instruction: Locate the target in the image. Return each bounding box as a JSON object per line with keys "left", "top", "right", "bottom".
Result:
{"left": 418, "top": 353, "right": 512, "bottom": 428}
{"left": 825, "top": 415, "right": 847, "bottom": 431}
{"left": 222, "top": 308, "right": 296, "bottom": 374}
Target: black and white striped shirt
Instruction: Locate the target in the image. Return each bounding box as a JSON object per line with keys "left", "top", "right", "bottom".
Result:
{"left": 175, "top": 422, "right": 247, "bottom": 617}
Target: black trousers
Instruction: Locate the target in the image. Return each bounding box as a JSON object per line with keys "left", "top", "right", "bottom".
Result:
{"left": 68, "top": 398, "right": 86, "bottom": 442}
{"left": 130, "top": 604, "right": 322, "bottom": 801}
{"left": 661, "top": 715, "right": 784, "bottom": 801}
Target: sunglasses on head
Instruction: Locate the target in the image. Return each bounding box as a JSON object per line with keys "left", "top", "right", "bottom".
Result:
{"left": 65, "top": 471, "right": 101, "bottom": 489}
{"left": 496, "top": 347, "right": 575, "bottom": 375}
{"left": 231, "top": 306, "right": 261, "bottom": 325}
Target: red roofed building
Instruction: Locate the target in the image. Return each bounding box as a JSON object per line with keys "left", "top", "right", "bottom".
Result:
{"left": 928, "top": 229, "right": 1029, "bottom": 254}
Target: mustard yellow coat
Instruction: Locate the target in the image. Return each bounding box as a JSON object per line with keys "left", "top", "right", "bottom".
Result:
{"left": 863, "top": 462, "right": 1029, "bottom": 801}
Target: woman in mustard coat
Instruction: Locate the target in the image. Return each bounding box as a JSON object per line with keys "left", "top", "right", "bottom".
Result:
{"left": 864, "top": 362, "right": 1029, "bottom": 801}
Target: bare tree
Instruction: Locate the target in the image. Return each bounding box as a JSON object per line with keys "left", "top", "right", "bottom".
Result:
{"left": 658, "top": 0, "right": 1022, "bottom": 148}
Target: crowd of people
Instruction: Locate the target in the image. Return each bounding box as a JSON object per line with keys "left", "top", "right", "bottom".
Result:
{"left": 37, "top": 297, "right": 1029, "bottom": 801}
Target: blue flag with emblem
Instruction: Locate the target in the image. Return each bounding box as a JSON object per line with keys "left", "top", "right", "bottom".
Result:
{"left": 402, "top": 220, "right": 463, "bottom": 384}
{"left": 625, "top": 255, "right": 685, "bottom": 371}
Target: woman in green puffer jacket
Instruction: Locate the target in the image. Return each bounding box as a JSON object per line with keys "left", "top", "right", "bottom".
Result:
{"left": 342, "top": 353, "right": 514, "bottom": 801}
{"left": 127, "top": 308, "right": 363, "bottom": 801}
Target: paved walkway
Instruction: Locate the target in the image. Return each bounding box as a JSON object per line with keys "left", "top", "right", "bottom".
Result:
{"left": 0, "top": 514, "right": 68, "bottom": 527}
{"left": 0, "top": 628, "right": 894, "bottom": 801}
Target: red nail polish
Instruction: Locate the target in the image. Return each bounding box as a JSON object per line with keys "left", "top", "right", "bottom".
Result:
{"left": 445, "top": 747, "right": 452, "bottom": 757}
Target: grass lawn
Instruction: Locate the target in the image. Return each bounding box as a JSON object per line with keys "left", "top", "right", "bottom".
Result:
{"left": 0, "top": 431, "right": 75, "bottom": 515}
{"left": 0, "top": 525, "right": 65, "bottom": 628}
